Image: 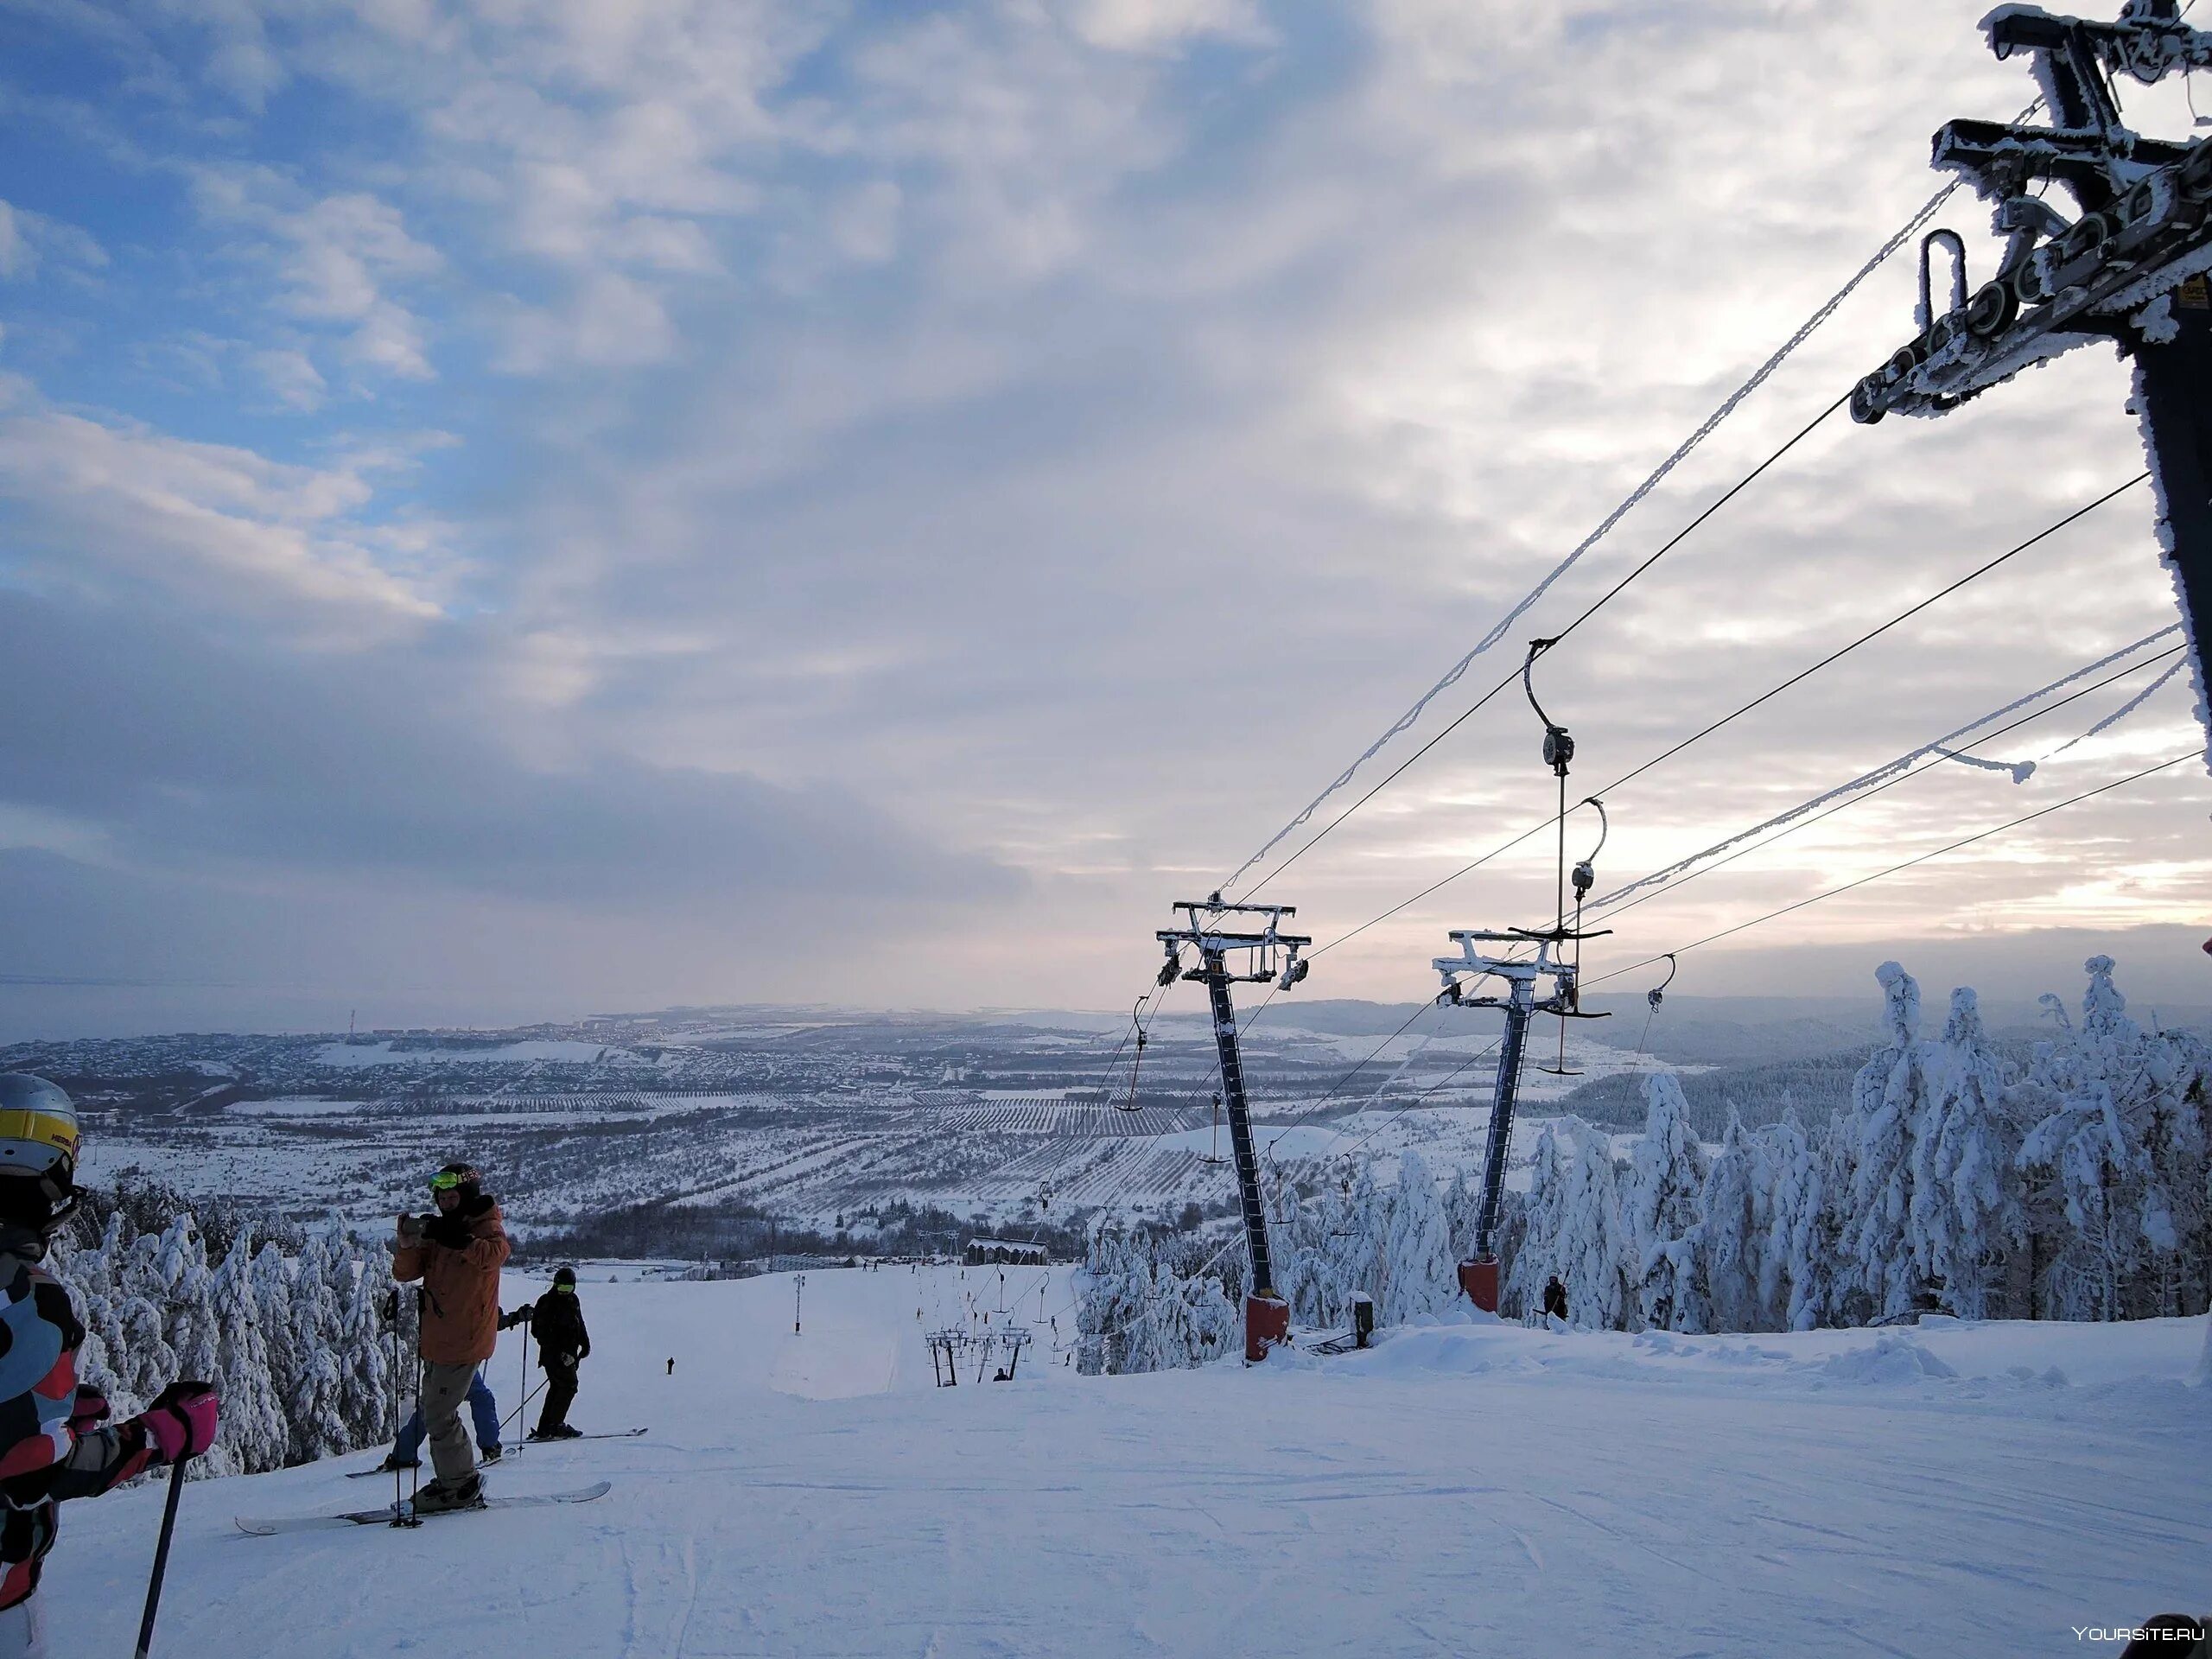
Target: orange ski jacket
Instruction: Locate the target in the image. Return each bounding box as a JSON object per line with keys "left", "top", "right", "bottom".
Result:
{"left": 392, "top": 1198, "right": 511, "bottom": 1365}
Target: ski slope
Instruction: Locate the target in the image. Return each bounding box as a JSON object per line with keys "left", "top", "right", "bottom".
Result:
{"left": 39, "top": 1267, "right": 2211, "bottom": 1657}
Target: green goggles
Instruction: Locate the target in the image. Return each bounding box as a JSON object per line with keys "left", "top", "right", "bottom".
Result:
{"left": 429, "top": 1171, "right": 467, "bottom": 1192}
{"left": 554, "top": 1284, "right": 575, "bottom": 1295}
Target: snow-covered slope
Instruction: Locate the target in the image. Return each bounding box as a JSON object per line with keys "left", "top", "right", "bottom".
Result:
{"left": 41, "top": 1268, "right": 2211, "bottom": 1657}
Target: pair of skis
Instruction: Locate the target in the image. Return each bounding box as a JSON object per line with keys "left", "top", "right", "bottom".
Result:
{"left": 240, "top": 1428, "right": 646, "bottom": 1535}
{"left": 238, "top": 1480, "right": 612, "bottom": 1535}
{"left": 340, "top": 1426, "right": 647, "bottom": 1477}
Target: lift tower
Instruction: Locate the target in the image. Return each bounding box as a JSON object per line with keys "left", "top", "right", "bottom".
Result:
{"left": 1849, "top": 0, "right": 2212, "bottom": 760}
{"left": 1157, "top": 895, "right": 1310, "bottom": 1361}
{"left": 1434, "top": 926, "right": 1605, "bottom": 1313}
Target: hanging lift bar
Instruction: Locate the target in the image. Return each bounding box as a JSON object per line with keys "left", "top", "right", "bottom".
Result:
{"left": 1157, "top": 893, "right": 1311, "bottom": 1361}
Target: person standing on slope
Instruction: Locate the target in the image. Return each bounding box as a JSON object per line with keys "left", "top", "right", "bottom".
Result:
{"left": 377, "top": 1367, "right": 504, "bottom": 1471}
{"left": 392, "top": 1162, "right": 509, "bottom": 1513}
{"left": 1541, "top": 1275, "right": 1569, "bottom": 1326}
{"left": 0, "top": 1075, "right": 219, "bottom": 1656}
{"left": 501, "top": 1266, "right": 589, "bottom": 1440}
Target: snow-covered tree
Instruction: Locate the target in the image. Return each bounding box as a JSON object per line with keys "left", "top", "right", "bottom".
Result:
{"left": 208, "top": 1233, "right": 284, "bottom": 1478}
{"left": 1761, "top": 1104, "right": 1827, "bottom": 1331}
{"left": 1377, "top": 1153, "right": 1456, "bottom": 1324}
{"left": 1910, "top": 988, "right": 2024, "bottom": 1319}
{"left": 1845, "top": 962, "right": 1936, "bottom": 1323}
{"left": 1627, "top": 1072, "right": 1710, "bottom": 1332}
{"left": 1502, "top": 1122, "right": 1569, "bottom": 1319}
{"left": 1554, "top": 1121, "right": 1637, "bottom": 1332}
{"left": 1697, "top": 1108, "right": 1770, "bottom": 1332}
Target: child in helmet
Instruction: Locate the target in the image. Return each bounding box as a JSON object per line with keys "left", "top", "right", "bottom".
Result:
{"left": 0, "top": 1075, "right": 219, "bottom": 1656}
{"left": 391, "top": 1162, "right": 509, "bottom": 1514}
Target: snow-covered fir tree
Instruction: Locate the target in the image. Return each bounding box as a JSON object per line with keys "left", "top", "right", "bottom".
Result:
{"left": 1627, "top": 1071, "right": 1710, "bottom": 1332}
{"left": 1696, "top": 1108, "right": 1770, "bottom": 1332}
{"left": 1910, "top": 988, "right": 2025, "bottom": 1319}
{"left": 1377, "top": 1153, "right": 1456, "bottom": 1324}
{"left": 49, "top": 1198, "right": 397, "bottom": 1477}
{"left": 1554, "top": 1121, "right": 1637, "bottom": 1332}
{"left": 1845, "top": 962, "right": 1935, "bottom": 1323}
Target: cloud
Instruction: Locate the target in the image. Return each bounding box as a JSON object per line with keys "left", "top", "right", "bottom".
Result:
{"left": 0, "top": 587, "right": 1017, "bottom": 928}
{"left": 1067, "top": 0, "right": 1272, "bottom": 54}
{"left": 188, "top": 172, "right": 441, "bottom": 381}
{"left": 250, "top": 346, "right": 327, "bottom": 411}
{"left": 0, "top": 380, "right": 455, "bottom": 632}
{"left": 3, "top": 0, "right": 2207, "bottom": 1030}
{"left": 0, "top": 198, "right": 109, "bottom": 282}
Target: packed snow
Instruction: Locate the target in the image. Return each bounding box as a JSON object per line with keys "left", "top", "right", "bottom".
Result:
{"left": 36, "top": 1265, "right": 2210, "bottom": 1657}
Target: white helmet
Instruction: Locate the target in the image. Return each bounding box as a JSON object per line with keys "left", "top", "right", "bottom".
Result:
{"left": 0, "top": 1074, "right": 80, "bottom": 1233}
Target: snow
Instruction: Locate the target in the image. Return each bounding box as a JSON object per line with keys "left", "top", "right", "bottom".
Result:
{"left": 35, "top": 1268, "right": 2211, "bottom": 1657}
{"left": 310, "top": 1039, "right": 636, "bottom": 1068}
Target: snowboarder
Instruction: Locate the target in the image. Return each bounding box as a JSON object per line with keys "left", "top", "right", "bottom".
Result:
{"left": 1542, "top": 1275, "right": 1569, "bottom": 1324}
{"left": 391, "top": 1161, "right": 510, "bottom": 1514}
{"left": 378, "top": 1367, "right": 503, "bottom": 1471}
{"left": 502, "top": 1266, "right": 590, "bottom": 1440}
{"left": 0, "top": 1075, "right": 219, "bottom": 1655}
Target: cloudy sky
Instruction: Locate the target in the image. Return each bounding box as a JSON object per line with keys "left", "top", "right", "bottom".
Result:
{"left": 1, "top": 0, "right": 2207, "bottom": 1039}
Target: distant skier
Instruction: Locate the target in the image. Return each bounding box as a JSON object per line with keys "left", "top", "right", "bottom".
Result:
{"left": 378, "top": 1367, "right": 503, "bottom": 1470}
{"left": 0, "top": 1075, "right": 219, "bottom": 1655}
{"left": 502, "top": 1266, "right": 590, "bottom": 1440}
{"left": 1542, "top": 1275, "right": 1569, "bottom": 1325}
{"left": 391, "top": 1161, "right": 510, "bottom": 1513}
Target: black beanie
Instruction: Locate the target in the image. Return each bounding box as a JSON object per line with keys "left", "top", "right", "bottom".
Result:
{"left": 554, "top": 1265, "right": 577, "bottom": 1287}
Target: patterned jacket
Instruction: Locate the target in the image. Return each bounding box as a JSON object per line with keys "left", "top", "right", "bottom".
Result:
{"left": 0, "top": 1232, "right": 158, "bottom": 1611}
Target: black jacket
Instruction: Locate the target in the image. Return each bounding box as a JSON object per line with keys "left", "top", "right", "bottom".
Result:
{"left": 517, "top": 1288, "right": 589, "bottom": 1363}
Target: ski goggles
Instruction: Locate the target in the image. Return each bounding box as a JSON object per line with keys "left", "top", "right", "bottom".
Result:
{"left": 554, "top": 1284, "right": 575, "bottom": 1295}
{"left": 429, "top": 1170, "right": 467, "bottom": 1192}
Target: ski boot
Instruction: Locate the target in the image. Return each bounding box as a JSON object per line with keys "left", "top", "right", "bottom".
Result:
{"left": 480, "top": 1445, "right": 503, "bottom": 1465}
{"left": 411, "top": 1472, "right": 486, "bottom": 1515}
{"left": 375, "top": 1454, "right": 420, "bottom": 1474}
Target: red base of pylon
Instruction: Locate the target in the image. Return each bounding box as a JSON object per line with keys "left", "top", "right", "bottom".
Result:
{"left": 1244, "top": 1294, "right": 1289, "bottom": 1362}
{"left": 1458, "top": 1257, "right": 1499, "bottom": 1313}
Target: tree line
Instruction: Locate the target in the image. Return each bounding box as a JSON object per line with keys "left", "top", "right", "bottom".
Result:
{"left": 1078, "top": 956, "right": 2210, "bottom": 1370}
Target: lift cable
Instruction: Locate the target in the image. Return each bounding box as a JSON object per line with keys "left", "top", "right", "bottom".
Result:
{"left": 1237, "top": 393, "right": 1848, "bottom": 902}
{"left": 1582, "top": 751, "right": 2200, "bottom": 994}
{"left": 1586, "top": 624, "right": 2183, "bottom": 916}
{"left": 1304, "top": 471, "right": 2152, "bottom": 962}
{"left": 1582, "top": 640, "right": 2187, "bottom": 935}
{"left": 1219, "top": 170, "right": 1976, "bottom": 900}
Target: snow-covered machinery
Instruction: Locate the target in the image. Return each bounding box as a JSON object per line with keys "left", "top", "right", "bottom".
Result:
{"left": 1156, "top": 894, "right": 1311, "bottom": 1361}
{"left": 1850, "top": 0, "right": 2212, "bottom": 761}
{"left": 1433, "top": 926, "right": 1607, "bottom": 1313}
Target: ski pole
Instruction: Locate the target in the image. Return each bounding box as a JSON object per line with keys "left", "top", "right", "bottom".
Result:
{"left": 132, "top": 1455, "right": 188, "bottom": 1659}
{"left": 388, "top": 1290, "right": 406, "bottom": 1521}
{"left": 496, "top": 1376, "right": 546, "bottom": 1438}
{"left": 515, "top": 1313, "right": 528, "bottom": 1456}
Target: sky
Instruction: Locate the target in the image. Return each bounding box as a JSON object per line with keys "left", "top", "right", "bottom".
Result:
{"left": 1, "top": 0, "right": 2208, "bottom": 1039}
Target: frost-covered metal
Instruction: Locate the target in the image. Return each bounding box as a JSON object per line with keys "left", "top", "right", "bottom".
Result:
{"left": 1156, "top": 895, "right": 1311, "bottom": 1347}
{"left": 1850, "top": 0, "right": 2212, "bottom": 763}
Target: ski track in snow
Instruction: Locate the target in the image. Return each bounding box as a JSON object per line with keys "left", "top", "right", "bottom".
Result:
{"left": 40, "top": 1267, "right": 2212, "bottom": 1657}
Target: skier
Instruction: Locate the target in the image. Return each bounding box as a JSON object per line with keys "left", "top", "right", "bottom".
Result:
{"left": 377, "top": 1368, "right": 503, "bottom": 1471}
{"left": 1542, "top": 1275, "right": 1569, "bottom": 1325}
{"left": 391, "top": 1161, "right": 509, "bottom": 1513}
{"left": 0, "top": 1075, "right": 219, "bottom": 1655}
{"left": 501, "top": 1266, "right": 589, "bottom": 1440}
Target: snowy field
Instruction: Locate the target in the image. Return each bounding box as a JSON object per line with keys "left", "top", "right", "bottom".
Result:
{"left": 37, "top": 1268, "right": 2211, "bottom": 1657}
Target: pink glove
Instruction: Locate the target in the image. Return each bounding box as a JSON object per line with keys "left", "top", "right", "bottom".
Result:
{"left": 140, "top": 1382, "right": 219, "bottom": 1463}
{"left": 68, "top": 1386, "right": 111, "bottom": 1435}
